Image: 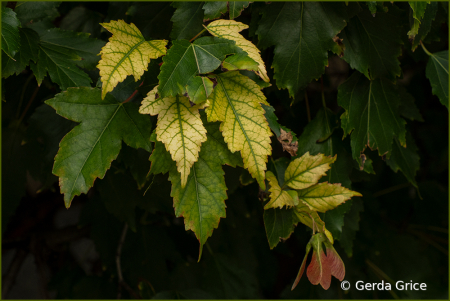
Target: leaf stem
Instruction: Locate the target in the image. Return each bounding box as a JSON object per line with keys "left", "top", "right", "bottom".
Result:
{"left": 123, "top": 81, "right": 144, "bottom": 104}
{"left": 189, "top": 28, "right": 206, "bottom": 43}
{"left": 18, "top": 85, "right": 40, "bottom": 125}
{"left": 320, "top": 76, "right": 326, "bottom": 109}
{"left": 304, "top": 91, "right": 311, "bottom": 122}
{"left": 116, "top": 223, "right": 141, "bottom": 299}
{"left": 16, "top": 74, "right": 34, "bottom": 119}
{"left": 420, "top": 41, "right": 433, "bottom": 56}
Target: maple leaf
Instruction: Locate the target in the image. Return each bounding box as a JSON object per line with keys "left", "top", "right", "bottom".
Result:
{"left": 2, "top": 28, "right": 39, "bottom": 78}
{"left": 186, "top": 76, "right": 214, "bottom": 105}
{"left": 411, "top": 2, "right": 438, "bottom": 51}
{"left": 202, "top": 2, "right": 250, "bottom": 21}
{"left": 297, "top": 182, "right": 362, "bottom": 213}
{"left": 284, "top": 152, "right": 337, "bottom": 190}
{"left": 29, "top": 28, "right": 105, "bottom": 90}
{"left": 338, "top": 72, "right": 407, "bottom": 165}
{"left": 170, "top": 2, "right": 204, "bottom": 40}
{"left": 169, "top": 119, "right": 242, "bottom": 260}
{"left": 46, "top": 87, "right": 152, "bottom": 207}
{"left": 98, "top": 20, "right": 167, "bottom": 99}
{"left": 2, "top": 7, "right": 21, "bottom": 59}
{"left": 256, "top": 2, "right": 357, "bottom": 97}
{"left": 265, "top": 171, "right": 298, "bottom": 210}
{"left": 140, "top": 86, "right": 207, "bottom": 187}
{"left": 206, "top": 71, "right": 272, "bottom": 189}
{"left": 205, "top": 19, "right": 270, "bottom": 83}
{"left": 425, "top": 49, "right": 448, "bottom": 108}
{"left": 339, "top": 6, "right": 403, "bottom": 81}
{"left": 157, "top": 36, "right": 241, "bottom": 98}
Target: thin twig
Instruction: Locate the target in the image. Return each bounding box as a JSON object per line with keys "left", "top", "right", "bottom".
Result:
{"left": 2, "top": 249, "right": 28, "bottom": 299}
{"left": 320, "top": 76, "right": 327, "bottom": 109}
{"left": 190, "top": 28, "right": 207, "bottom": 43}
{"left": 123, "top": 81, "right": 144, "bottom": 104}
{"left": 18, "top": 85, "right": 40, "bottom": 124}
{"left": 304, "top": 91, "right": 311, "bottom": 122}
{"left": 16, "top": 74, "right": 34, "bottom": 119}
{"left": 116, "top": 224, "right": 140, "bottom": 299}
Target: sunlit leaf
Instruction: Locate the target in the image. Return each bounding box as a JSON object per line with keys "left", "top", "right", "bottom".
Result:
{"left": 284, "top": 152, "right": 337, "bottom": 190}
{"left": 140, "top": 86, "right": 207, "bottom": 187}
{"left": 206, "top": 71, "right": 272, "bottom": 189}
{"left": 297, "top": 182, "right": 362, "bottom": 213}
{"left": 206, "top": 19, "right": 270, "bottom": 82}
{"left": 98, "top": 20, "right": 167, "bottom": 99}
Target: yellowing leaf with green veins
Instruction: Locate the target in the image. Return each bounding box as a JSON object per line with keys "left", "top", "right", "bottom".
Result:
{"left": 170, "top": 118, "right": 242, "bottom": 260}
{"left": 98, "top": 20, "right": 167, "bottom": 99}
{"left": 265, "top": 171, "right": 298, "bottom": 209}
{"left": 294, "top": 203, "right": 334, "bottom": 244}
{"left": 284, "top": 152, "right": 337, "bottom": 190}
{"left": 297, "top": 182, "right": 362, "bottom": 213}
{"left": 206, "top": 71, "right": 272, "bottom": 189}
{"left": 205, "top": 19, "right": 270, "bottom": 82}
{"left": 140, "top": 86, "right": 207, "bottom": 187}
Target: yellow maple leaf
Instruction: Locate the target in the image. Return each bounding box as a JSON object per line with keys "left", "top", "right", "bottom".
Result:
{"left": 206, "top": 71, "right": 272, "bottom": 189}
{"left": 205, "top": 19, "right": 270, "bottom": 83}
{"left": 98, "top": 20, "right": 167, "bottom": 99}
{"left": 140, "top": 86, "right": 207, "bottom": 187}
{"left": 265, "top": 171, "right": 298, "bottom": 209}
{"left": 298, "top": 182, "right": 362, "bottom": 213}
{"left": 284, "top": 152, "right": 337, "bottom": 190}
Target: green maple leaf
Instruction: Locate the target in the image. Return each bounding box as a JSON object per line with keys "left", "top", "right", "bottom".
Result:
{"left": 425, "top": 50, "right": 448, "bottom": 108}
{"left": 263, "top": 207, "right": 297, "bottom": 249}
{"left": 229, "top": 2, "right": 250, "bottom": 19}
{"left": 256, "top": 2, "right": 358, "bottom": 97}
{"left": 186, "top": 76, "right": 214, "bottom": 104}
{"left": 202, "top": 2, "right": 250, "bottom": 21}
{"left": 30, "top": 28, "right": 105, "bottom": 90}
{"left": 338, "top": 72, "right": 407, "bottom": 165}
{"left": 158, "top": 36, "right": 241, "bottom": 98}
{"left": 45, "top": 87, "right": 152, "bottom": 207}
{"left": 386, "top": 132, "right": 420, "bottom": 189}
{"left": 206, "top": 71, "right": 272, "bottom": 189}
{"left": 339, "top": 6, "right": 403, "bottom": 81}
{"left": 203, "top": 2, "right": 228, "bottom": 20}
{"left": 169, "top": 119, "right": 242, "bottom": 260}
{"left": 148, "top": 139, "right": 175, "bottom": 176}
{"left": 2, "top": 28, "right": 39, "bottom": 78}
{"left": 2, "top": 7, "right": 21, "bottom": 59}
{"left": 14, "top": 1, "right": 60, "bottom": 26}
{"left": 411, "top": 2, "right": 438, "bottom": 51}
{"left": 170, "top": 2, "right": 204, "bottom": 40}
{"left": 408, "top": 2, "right": 429, "bottom": 39}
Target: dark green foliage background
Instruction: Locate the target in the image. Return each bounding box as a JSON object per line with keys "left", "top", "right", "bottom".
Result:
{"left": 2, "top": 1, "right": 448, "bottom": 299}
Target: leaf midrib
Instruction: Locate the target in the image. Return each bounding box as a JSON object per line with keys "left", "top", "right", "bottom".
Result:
{"left": 68, "top": 104, "right": 122, "bottom": 202}
{"left": 217, "top": 76, "right": 262, "bottom": 183}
